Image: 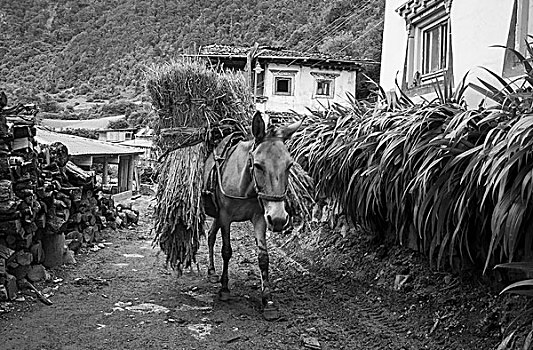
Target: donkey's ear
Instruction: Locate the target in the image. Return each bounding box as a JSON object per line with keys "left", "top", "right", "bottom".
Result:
{"left": 0, "top": 92, "right": 7, "bottom": 109}
{"left": 251, "top": 111, "right": 266, "bottom": 140}
{"left": 280, "top": 119, "right": 303, "bottom": 140}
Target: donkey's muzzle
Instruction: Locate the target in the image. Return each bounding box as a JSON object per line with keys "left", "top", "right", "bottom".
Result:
{"left": 267, "top": 215, "right": 288, "bottom": 232}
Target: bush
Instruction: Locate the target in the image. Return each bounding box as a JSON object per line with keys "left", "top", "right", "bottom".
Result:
{"left": 101, "top": 100, "right": 138, "bottom": 117}
{"left": 108, "top": 118, "right": 131, "bottom": 129}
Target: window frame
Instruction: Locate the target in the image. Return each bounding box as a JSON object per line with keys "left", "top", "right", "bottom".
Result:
{"left": 274, "top": 77, "right": 293, "bottom": 96}
{"left": 270, "top": 69, "right": 297, "bottom": 97}
{"left": 503, "top": 0, "right": 533, "bottom": 77}
{"left": 311, "top": 71, "right": 339, "bottom": 99}
{"left": 421, "top": 19, "right": 448, "bottom": 76}
{"left": 516, "top": 0, "right": 533, "bottom": 56}
{"left": 397, "top": 1, "right": 450, "bottom": 89}
{"left": 314, "top": 79, "right": 334, "bottom": 98}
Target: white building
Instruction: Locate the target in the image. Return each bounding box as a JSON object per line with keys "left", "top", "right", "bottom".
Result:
{"left": 192, "top": 45, "right": 378, "bottom": 114}
{"left": 380, "top": 0, "right": 527, "bottom": 106}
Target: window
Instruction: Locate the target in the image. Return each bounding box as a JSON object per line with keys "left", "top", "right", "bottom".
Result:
{"left": 316, "top": 80, "right": 333, "bottom": 97}
{"left": 515, "top": 0, "right": 533, "bottom": 55}
{"left": 270, "top": 69, "right": 297, "bottom": 96}
{"left": 397, "top": 0, "right": 451, "bottom": 89}
{"left": 311, "top": 72, "right": 339, "bottom": 98}
{"left": 275, "top": 77, "right": 292, "bottom": 95}
{"left": 422, "top": 21, "right": 448, "bottom": 74}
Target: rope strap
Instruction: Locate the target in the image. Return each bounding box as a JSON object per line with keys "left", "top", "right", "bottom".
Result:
{"left": 257, "top": 192, "right": 286, "bottom": 202}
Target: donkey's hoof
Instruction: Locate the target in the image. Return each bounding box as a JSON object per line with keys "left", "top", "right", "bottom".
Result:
{"left": 218, "top": 289, "right": 231, "bottom": 302}
{"left": 263, "top": 304, "right": 279, "bottom": 321}
{"left": 208, "top": 274, "right": 219, "bottom": 284}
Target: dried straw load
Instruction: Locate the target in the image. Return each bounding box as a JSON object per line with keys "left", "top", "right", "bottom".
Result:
{"left": 146, "top": 59, "right": 254, "bottom": 272}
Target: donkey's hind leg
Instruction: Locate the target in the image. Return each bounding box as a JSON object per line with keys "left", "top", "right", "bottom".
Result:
{"left": 207, "top": 218, "right": 220, "bottom": 284}
{"left": 218, "top": 218, "right": 232, "bottom": 301}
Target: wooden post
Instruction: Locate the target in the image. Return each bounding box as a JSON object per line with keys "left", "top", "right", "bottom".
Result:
{"left": 127, "top": 155, "right": 134, "bottom": 191}
{"left": 118, "top": 155, "right": 130, "bottom": 192}
{"left": 133, "top": 156, "right": 140, "bottom": 193}
{"left": 102, "top": 157, "right": 109, "bottom": 185}
{"left": 118, "top": 156, "right": 124, "bottom": 192}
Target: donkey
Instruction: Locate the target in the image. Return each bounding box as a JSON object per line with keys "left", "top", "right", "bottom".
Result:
{"left": 203, "top": 111, "right": 302, "bottom": 320}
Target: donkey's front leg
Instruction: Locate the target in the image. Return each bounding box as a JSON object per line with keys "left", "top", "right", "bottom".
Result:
{"left": 252, "top": 214, "right": 279, "bottom": 321}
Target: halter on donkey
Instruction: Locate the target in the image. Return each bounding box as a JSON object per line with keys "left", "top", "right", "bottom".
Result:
{"left": 203, "top": 111, "right": 302, "bottom": 320}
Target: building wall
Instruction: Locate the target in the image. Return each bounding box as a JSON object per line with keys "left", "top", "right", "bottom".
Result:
{"left": 380, "top": 0, "right": 515, "bottom": 107}
{"left": 98, "top": 131, "right": 133, "bottom": 143}
{"left": 259, "top": 62, "right": 357, "bottom": 114}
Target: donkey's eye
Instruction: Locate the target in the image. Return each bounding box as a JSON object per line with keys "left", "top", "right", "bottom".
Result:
{"left": 254, "top": 163, "right": 264, "bottom": 172}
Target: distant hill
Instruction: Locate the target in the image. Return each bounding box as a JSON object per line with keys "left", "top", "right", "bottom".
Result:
{"left": 0, "top": 0, "right": 384, "bottom": 103}
{"left": 41, "top": 115, "right": 126, "bottom": 130}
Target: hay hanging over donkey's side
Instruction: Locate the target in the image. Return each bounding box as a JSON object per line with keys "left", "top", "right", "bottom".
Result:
{"left": 146, "top": 59, "right": 254, "bottom": 273}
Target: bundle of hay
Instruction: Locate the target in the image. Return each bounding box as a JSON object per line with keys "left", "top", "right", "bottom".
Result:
{"left": 147, "top": 58, "right": 252, "bottom": 153}
{"left": 146, "top": 59, "right": 253, "bottom": 272}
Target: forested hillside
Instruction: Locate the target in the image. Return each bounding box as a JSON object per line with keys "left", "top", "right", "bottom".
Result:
{"left": 0, "top": 0, "right": 384, "bottom": 103}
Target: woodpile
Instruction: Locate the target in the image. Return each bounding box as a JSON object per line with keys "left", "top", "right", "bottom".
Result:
{"left": 0, "top": 92, "right": 138, "bottom": 302}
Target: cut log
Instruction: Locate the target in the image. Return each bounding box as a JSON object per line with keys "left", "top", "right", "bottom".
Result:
{"left": 0, "top": 199, "right": 19, "bottom": 215}
{"left": 42, "top": 233, "right": 65, "bottom": 268}
{"left": 67, "top": 239, "right": 81, "bottom": 252}
{"left": 13, "top": 178, "right": 33, "bottom": 191}
{"left": 16, "top": 234, "right": 33, "bottom": 250}
{"left": 12, "top": 126, "right": 32, "bottom": 138}
{"left": 0, "top": 219, "right": 23, "bottom": 236}
{"left": 65, "top": 230, "right": 81, "bottom": 240}
{"left": 4, "top": 273, "right": 17, "bottom": 299}
{"left": 63, "top": 250, "right": 76, "bottom": 265}
{"left": 62, "top": 187, "right": 82, "bottom": 202}
{"left": 46, "top": 214, "right": 66, "bottom": 233}
{"left": 124, "top": 209, "right": 139, "bottom": 224}
{"left": 0, "top": 156, "right": 10, "bottom": 179}
{"left": 30, "top": 241, "right": 44, "bottom": 264}
{"left": 82, "top": 226, "right": 95, "bottom": 243}
{"left": 65, "top": 161, "right": 93, "bottom": 185}
{"left": 15, "top": 251, "right": 32, "bottom": 266}
{"left": 27, "top": 264, "right": 47, "bottom": 282}
{"left": 12, "top": 137, "right": 33, "bottom": 151}
{"left": 49, "top": 142, "right": 69, "bottom": 167}
{"left": 0, "top": 244, "right": 15, "bottom": 259}
{"left": 35, "top": 212, "right": 47, "bottom": 228}
{"left": 0, "top": 179, "right": 13, "bottom": 201}
{"left": 9, "top": 264, "right": 29, "bottom": 280}
{"left": 69, "top": 212, "right": 82, "bottom": 224}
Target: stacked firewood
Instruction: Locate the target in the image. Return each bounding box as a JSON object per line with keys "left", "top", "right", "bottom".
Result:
{"left": 0, "top": 92, "right": 136, "bottom": 301}
{"left": 0, "top": 93, "right": 43, "bottom": 300}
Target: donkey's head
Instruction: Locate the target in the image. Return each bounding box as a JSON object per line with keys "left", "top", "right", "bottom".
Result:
{"left": 250, "top": 111, "right": 302, "bottom": 232}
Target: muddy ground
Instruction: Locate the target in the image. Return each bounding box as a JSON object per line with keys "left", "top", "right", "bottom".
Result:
{"left": 0, "top": 195, "right": 515, "bottom": 349}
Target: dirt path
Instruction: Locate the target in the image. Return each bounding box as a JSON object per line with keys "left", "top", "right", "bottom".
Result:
{"left": 0, "top": 196, "right": 500, "bottom": 349}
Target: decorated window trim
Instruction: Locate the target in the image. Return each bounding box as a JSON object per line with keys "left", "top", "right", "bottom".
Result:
{"left": 271, "top": 70, "right": 297, "bottom": 96}
{"left": 311, "top": 72, "right": 339, "bottom": 99}
{"left": 397, "top": 0, "right": 452, "bottom": 89}
{"left": 503, "top": 0, "right": 533, "bottom": 78}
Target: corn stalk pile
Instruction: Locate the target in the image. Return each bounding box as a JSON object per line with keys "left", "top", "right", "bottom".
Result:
{"left": 146, "top": 59, "right": 253, "bottom": 272}
{"left": 290, "top": 54, "right": 533, "bottom": 271}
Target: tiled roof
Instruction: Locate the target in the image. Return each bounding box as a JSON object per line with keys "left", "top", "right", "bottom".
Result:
{"left": 35, "top": 127, "right": 144, "bottom": 156}
{"left": 40, "top": 115, "right": 126, "bottom": 130}
{"left": 197, "top": 44, "right": 379, "bottom": 65}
